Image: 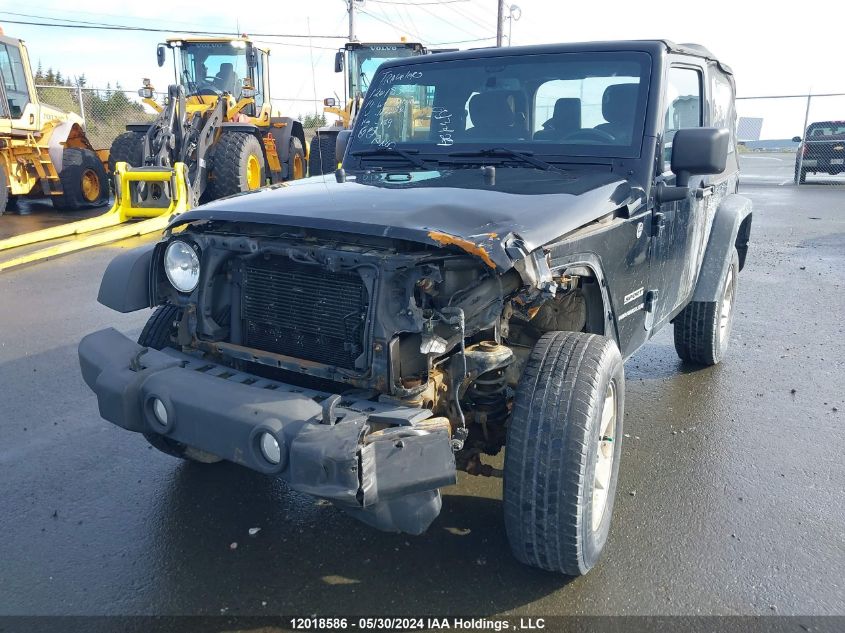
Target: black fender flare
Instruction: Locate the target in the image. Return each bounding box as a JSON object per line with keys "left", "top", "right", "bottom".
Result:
{"left": 691, "top": 193, "right": 752, "bottom": 303}
{"left": 97, "top": 244, "right": 155, "bottom": 312}
{"left": 125, "top": 123, "right": 153, "bottom": 134}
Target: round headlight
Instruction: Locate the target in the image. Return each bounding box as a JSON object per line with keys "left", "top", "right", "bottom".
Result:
{"left": 164, "top": 240, "right": 200, "bottom": 293}
{"left": 259, "top": 432, "right": 281, "bottom": 465}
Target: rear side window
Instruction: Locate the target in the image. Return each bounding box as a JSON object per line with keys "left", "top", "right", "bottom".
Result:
{"left": 663, "top": 66, "right": 702, "bottom": 167}
{"left": 711, "top": 69, "right": 736, "bottom": 154}
{"left": 808, "top": 123, "right": 845, "bottom": 137}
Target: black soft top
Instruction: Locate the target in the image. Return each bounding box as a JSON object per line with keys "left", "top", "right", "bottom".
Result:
{"left": 378, "top": 39, "right": 733, "bottom": 74}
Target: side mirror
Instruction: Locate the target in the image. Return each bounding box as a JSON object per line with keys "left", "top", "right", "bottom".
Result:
{"left": 792, "top": 136, "right": 802, "bottom": 143}
{"left": 156, "top": 44, "right": 166, "bottom": 67}
{"left": 323, "top": 97, "right": 337, "bottom": 107}
{"left": 336, "top": 130, "right": 352, "bottom": 163}
{"left": 658, "top": 127, "right": 729, "bottom": 203}
{"left": 334, "top": 51, "right": 344, "bottom": 73}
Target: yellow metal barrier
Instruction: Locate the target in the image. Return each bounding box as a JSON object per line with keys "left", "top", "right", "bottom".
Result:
{"left": 0, "top": 162, "right": 189, "bottom": 272}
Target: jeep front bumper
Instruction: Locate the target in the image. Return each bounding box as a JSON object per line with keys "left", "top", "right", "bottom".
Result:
{"left": 78, "top": 328, "right": 456, "bottom": 535}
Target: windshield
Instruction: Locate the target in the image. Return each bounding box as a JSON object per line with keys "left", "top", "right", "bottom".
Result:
{"left": 178, "top": 41, "right": 249, "bottom": 99}
{"left": 349, "top": 51, "right": 652, "bottom": 161}
{"left": 349, "top": 45, "right": 420, "bottom": 98}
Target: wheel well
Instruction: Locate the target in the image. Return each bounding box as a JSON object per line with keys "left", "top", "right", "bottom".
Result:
{"left": 736, "top": 213, "right": 752, "bottom": 271}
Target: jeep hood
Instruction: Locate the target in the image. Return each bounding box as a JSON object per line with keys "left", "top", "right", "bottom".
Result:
{"left": 171, "top": 169, "right": 643, "bottom": 270}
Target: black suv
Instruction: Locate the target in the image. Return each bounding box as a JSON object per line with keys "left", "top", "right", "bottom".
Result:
{"left": 79, "top": 40, "right": 752, "bottom": 575}
{"left": 793, "top": 121, "right": 845, "bottom": 183}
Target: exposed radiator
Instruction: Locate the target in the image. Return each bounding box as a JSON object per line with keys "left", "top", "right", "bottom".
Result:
{"left": 241, "top": 257, "right": 369, "bottom": 370}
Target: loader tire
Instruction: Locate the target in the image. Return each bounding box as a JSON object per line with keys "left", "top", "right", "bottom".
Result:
{"left": 108, "top": 131, "right": 145, "bottom": 174}
{"left": 138, "top": 305, "right": 222, "bottom": 464}
{"left": 308, "top": 132, "right": 337, "bottom": 176}
{"left": 288, "top": 136, "right": 306, "bottom": 180}
{"left": 208, "top": 132, "right": 265, "bottom": 199}
{"left": 504, "top": 331, "right": 625, "bottom": 576}
{"left": 53, "top": 148, "right": 109, "bottom": 210}
{"left": 0, "top": 167, "right": 8, "bottom": 215}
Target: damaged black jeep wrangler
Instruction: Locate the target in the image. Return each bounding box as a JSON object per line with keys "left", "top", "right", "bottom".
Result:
{"left": 79, "top": 40, "right": 751, "bottom": 575}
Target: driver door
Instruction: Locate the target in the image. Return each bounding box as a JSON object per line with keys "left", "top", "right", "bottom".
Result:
{"left": 650, "top": 61, "right": 709, "bottom": 328}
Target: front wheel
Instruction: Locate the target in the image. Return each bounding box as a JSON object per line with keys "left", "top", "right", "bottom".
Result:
{"left": 504, "top": 331, "right": 625, "bottom": 575}
{"left": 673, "top": 250, "right": 739, "bottom": 366}
{"left": 53, "top": 148, "right": 109, "bottom": 210}
{"left": 208, "top": 132, "right": 266, "bottom": 199}
{"left": 138, "top": 305, "right": 222, "bottom": 464}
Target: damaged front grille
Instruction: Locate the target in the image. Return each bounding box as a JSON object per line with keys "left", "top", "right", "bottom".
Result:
{"left": 241, "top": 257, "right": 369, "bottom": 370}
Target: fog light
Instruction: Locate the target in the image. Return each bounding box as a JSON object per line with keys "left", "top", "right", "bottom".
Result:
{"left": 152, "top": 398, "right": 168, "bottom": 425}
{"left": 260, "top": 432, "right": 281, "bottom": 465}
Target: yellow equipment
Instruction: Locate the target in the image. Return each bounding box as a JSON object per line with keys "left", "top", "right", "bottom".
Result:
{"left": 308, "top": 41, "right": 428, "bottom": 175}
{"left": 110, "top": 37, "right": 307, "bottom": 206}
{"left": 1, "top": 34, "right": 307, "bottom": 271}
{"left": 0, "top": 29, "right": 110, "bottom": 215}
{"left": 0, "top": 162, "right": 187, "bottom": 272}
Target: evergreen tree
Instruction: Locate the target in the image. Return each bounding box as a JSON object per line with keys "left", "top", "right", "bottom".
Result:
{"left": 45, "top": 67, "right": 55, "bottom": 84}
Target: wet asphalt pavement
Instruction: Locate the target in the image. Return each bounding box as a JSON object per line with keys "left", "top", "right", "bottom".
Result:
{"left": 0, "top": 184, "right": 843, "bottom": 618}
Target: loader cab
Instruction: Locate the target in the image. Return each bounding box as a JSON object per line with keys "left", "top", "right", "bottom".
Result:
{"left": 0, "top": 33, "right": 39, "bottom": 132}
{"left": 167, "top": 38, "right": 269, "bottom": 116}
{"left": 342, "top": 42, "right": 425, "bottom": 101}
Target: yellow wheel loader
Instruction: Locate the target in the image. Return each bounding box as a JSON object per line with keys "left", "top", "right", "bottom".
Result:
{"left": 308, "top": 41, "right": 427, "bottom": 176}
{"left": 110, "top": 37, "right": 307, "bottom": 205}
{"left": 0, "top": 30, "right": 110, "bottom": 216}
{"left": 1, "top": 35, "right": 306, "bottom": 271}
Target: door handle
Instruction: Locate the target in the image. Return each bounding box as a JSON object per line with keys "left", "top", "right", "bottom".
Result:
{"left": 695, "top": 185, "right": 715, "bottom": 199}
{"left": 29, "top": 113, "right": 35, "bottom": 125}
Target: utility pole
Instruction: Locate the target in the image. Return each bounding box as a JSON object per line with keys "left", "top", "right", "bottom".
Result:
{"left": 496, "top": 0, "right": 504, "bottom": 47}
{"left": 348, "top": 0, "right": 359, "bottom": 42}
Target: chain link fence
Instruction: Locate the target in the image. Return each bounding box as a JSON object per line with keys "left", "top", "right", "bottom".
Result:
{"left": 36, "top": 85, "right": 329, "bottom": 153}
{"left": 736, "top": 93, "right": 845, "bottom": 186}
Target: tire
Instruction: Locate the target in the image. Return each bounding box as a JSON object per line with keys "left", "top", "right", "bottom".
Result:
{"left": 673, "top": 250, "right": 739, "bottom": 366}
{"left": 504, "top": 331, "right": 625, "bottom": 575}
{"left": 207, "top": 132, "right": 265, "bottom": 199}
{"left": 138, "top": 305, "right": 222, "bottom": 464}
{"left": 0, "top": 167, "right": 8, "bottom": 216}
{"left": 52, "top": 148, "right": 109, "bottom": 210}
{"left": 308, "top": 132, "right": 338, "bottom": 176}
{"left": 108, "top": 131, "right": 145, "bottom": 174}
{"left": 794, "top": 167, "right": 807, "bottom": 185}
{"left": 288, "top": 136, "right": 306, "bottom": 180}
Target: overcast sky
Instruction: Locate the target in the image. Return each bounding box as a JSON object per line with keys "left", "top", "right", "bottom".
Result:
{"left": 4, "top": 0, "right": 844, "bottom": 138}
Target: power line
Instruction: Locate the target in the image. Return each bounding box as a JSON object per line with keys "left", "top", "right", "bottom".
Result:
{"left": 0, "top": 13, "right": 346, "bottom": 39}
{"left": 413, "top": 2, "right": 490, "bottom": 41}
{"left": 429, "top": 36, "right": 496, "bottom": 45}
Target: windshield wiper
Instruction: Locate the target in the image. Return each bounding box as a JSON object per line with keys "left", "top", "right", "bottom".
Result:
{"left": 351, "top": 146, "right": 430, "bottom": 169}
{"left": 447, "top": 148, "right": 566, "bottom": 174}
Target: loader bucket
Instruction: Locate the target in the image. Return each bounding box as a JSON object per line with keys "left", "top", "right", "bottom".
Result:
{"left": 0, "top": 163, "right": 189, "bottom": 272}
